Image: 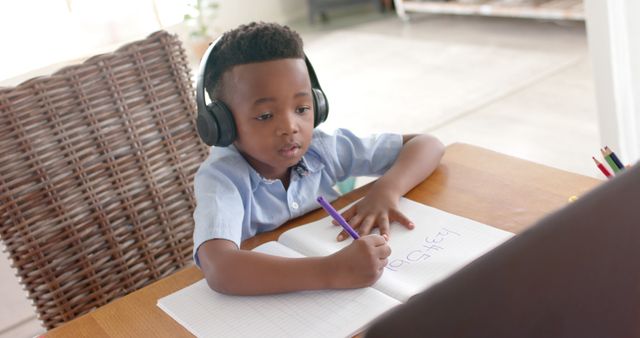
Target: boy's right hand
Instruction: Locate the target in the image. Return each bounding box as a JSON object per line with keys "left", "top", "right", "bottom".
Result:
{"left": 325, "top": 234, "right": 391, "bottom": 289}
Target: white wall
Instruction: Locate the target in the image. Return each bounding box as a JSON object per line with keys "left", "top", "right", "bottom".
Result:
{"left": 627, "top": 1, "right": 640, "bottom": 150}
{"left": 211, "top": 0, "right": 307, "bottom": 33}
{"left": 0, "top": 0, "right": 169, "bottom": 83}
{"left": 168, "top": 0, "right": 310, "bottom": 70}
{"left": 0, "top": 0, "right": 308, "bottom": 86}
{"left": 585, "top": 0, "right": 640, "bottom": 163}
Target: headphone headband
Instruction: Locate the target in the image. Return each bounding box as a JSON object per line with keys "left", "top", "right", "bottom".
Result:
{"left": 195, "top": 36, "right": 221, "bottom": 122}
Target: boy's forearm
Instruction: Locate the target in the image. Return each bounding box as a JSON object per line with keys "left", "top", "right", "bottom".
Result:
{"left": 202, "top": 249, "right": 333, "bottom": 295}
{"left": 372, "top": 134, "right": 444, "bottom": 197}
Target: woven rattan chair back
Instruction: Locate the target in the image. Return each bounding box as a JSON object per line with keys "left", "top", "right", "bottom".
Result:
{"left": 0, "top": 30, "right": 208, "bottom": 329}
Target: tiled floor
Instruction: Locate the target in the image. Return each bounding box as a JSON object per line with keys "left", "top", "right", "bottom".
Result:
{"left": 294, "top": 12, "right": 598, "bottom": 179}
{"left": 0, "top": 10, "right": 598, "bottom": 337}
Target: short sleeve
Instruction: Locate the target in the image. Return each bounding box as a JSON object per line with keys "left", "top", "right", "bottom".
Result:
{"left": 314, "top": 128, "right": 403, "bottom": 181}
{"left": 192, "top": 163, "right": 244, "bottom": 267}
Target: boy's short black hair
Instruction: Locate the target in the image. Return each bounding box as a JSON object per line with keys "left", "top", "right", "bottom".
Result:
{"left": 204, "top": 22, "right": 305, "bottom": 99}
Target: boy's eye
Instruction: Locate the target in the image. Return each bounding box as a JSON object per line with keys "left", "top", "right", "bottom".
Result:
{"left": 296, "top": 106, "right": 311, "bottom": 115}
{"left": 256, "top": 112, "right": 273, "bottom": 121}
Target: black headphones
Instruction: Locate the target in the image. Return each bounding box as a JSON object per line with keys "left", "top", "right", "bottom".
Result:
{"left": 196, "top": 37, "right": 329, "bottom": 147}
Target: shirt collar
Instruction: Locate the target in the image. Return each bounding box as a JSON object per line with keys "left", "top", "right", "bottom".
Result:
{"left": 245, "top": 152, "right": 323, "bottom": 192}
{"left": 292, "top": 158, "right": 310, "bottom": 177}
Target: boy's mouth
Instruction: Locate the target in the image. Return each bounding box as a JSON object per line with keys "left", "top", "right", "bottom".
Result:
{"left": 278, "top": 142, "right": 301, "bottom": 158}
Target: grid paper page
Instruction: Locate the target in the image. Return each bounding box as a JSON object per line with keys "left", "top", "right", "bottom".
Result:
{"left": 158, "top": 242, "right": 400, "bottom": 338}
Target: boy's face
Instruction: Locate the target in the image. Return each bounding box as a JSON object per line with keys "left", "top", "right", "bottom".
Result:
{"left": 221, "top": 58, "right": 315, "bottom": 180}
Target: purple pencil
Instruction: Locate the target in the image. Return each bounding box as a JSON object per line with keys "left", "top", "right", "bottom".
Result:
{"left": 316, "top": 196, "right": 360, "bottom": 240}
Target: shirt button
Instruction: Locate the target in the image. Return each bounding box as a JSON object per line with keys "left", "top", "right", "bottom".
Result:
{"left": 291, "top": 202, "right": 299, "bottom": 209}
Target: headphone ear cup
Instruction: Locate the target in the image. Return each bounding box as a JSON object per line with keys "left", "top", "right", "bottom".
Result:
{"left": 196, "top": 100, "right": 237, "bottom": 147}
{"left": 312, "top": 88, "right": 328, "bottom": 127}
{"left": 211, "top": 100, "right": 237, "bottom": 147}
{"left": 196, "top": 104, "right": 220, "bottom": 146}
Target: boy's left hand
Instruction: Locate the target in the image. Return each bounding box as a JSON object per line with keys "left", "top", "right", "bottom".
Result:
{"left": 335, "top": 192, "right": 414, "bottom": 241}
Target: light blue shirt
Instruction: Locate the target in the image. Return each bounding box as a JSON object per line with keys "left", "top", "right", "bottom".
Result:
{"left": 192, "top": 128, "right": 403, "bottom": 266}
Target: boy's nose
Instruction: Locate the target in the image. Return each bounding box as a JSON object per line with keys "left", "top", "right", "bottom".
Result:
{"left": 277, "top": 113, "right": 299, "bottom": 135}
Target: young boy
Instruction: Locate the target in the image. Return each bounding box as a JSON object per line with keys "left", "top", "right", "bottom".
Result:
{"left": 193, "top": 22, "right": 444, "bottom": 295}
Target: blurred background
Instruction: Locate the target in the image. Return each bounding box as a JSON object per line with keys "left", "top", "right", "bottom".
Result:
{"left": 0, "top": 0, "right": 638, "bottom": 336}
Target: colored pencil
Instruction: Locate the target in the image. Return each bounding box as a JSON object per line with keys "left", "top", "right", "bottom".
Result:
{"left": 605, "top": 146, "right": 625, "bottom": 170}
{"left": 316, "top": 196, "right": 360, "bottom": 240}
{"left": 600, "top": 148, "right": 620, "bottom": 174}
{"left": 593, "top": 156, "right": 612, "bottom": 178}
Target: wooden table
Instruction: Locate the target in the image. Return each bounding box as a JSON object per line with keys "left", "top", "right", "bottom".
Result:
{"left": 44, "top": 143, "right": 600, "bottom": 337}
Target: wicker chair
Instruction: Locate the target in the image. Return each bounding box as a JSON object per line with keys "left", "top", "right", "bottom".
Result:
{"left": 0, "top": 30, "right": 208, "bottom": 329}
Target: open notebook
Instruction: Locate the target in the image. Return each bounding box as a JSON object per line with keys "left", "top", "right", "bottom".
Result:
{"left": 157, "top": 198, "right": 514, "bottom": 338}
